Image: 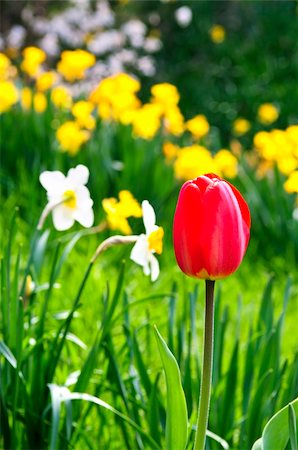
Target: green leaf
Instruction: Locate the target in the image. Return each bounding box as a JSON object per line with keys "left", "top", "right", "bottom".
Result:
{"left": 47, "top": 384, "right": 160, "bottom": 449}
{"left": 289, "top": 403, "right": 297, "bottom": 450}
{"left": 154, "top": 325, "right": 188, "bottom": 450}
{"left": 206, "top": 430, "right": 229, "bottom": 450}
{"left": 251, "top": 397, "right": 298, "bottom": 450}
{"left": 0, "top": 341, "right": 17, "bottom": 369}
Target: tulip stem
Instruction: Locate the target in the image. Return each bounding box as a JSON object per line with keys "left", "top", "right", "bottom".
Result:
{"left": 194, "top": 279, "right": 215, "bottom": 450}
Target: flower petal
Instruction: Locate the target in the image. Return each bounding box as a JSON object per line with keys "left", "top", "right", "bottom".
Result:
{"left": 39, "top": 171, "right": 66, "bottom": 197}
{"left": 142, "top": 200, "right": 156, "bottom": 235}
{"left": 149, "top": 253, "right": 160, "bottom": 282}
{"left": 67, "top": 164, "right": 89, "bottom": 187}
{"left": 52, "top": 205, "right": 75, "bottom": 231}
{"left": 130, "top": 234, "right": 149, "bottom": 268}
{"left": 72, "top": 206, "right": 94, "bottom": 228}
{"left": 75, "top": 185, "right": 94, "bottom": 207}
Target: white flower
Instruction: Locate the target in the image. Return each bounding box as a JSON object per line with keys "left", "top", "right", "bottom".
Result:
{"left": 175, "top": 6, "right": 193, "bottom": 28}
{"left": 39, "top": 165, "right": 94, "bottom": 231}
{"left": 130, "top": 200, "right": 164, "bottom": 282}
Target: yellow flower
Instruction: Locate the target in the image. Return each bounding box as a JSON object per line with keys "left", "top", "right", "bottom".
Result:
{"left": 25, "top": 275, "right": 35, "bottom": 298}
{"left": 257, "top": 103, "right": 279, "bottom": 125}
{"left": 132, "top": 104, "right": 162, "bottom": 140}
{"left": 209, "top": 25, "right": 226, "bottom": 44}
{"left": 36, "top": 71, "right": 57, "bottom": 91}
{"left": 21, "top": 87, "right": 32, "bottom": 110}
{"left": 57, "top": 50, "right": 96, "bottom": 82}
{"left": 148, "top": 227, "right": 164, "bottom": 255}
{"left": 163, "top": 105, "right": 185, "bottom": 136}
{"left": 284, "top": 171, "right": 298, "bottom": 193}
{"left": 233, "top": 118, "right": 251, "bottom": 136}
{"left": 174, "top": 145, "right": 216, "bottom": 180}
{"left": 0, "top": 80, "right": 18, "bottom": 113}
{"left": 21, "top": 47, "right": 46, "bottom": 77}
{"left": 151, "top": 83, "right": 180, "bottom": 110}
{"left": 214, "top": 149, "right": 238, "bottom": 178}
{"left": 277, "top": 157, "right": 298, "bottom": 176}
{"left": 112, "top": 73, "right": 140, "bottom": 93}
{"left": 72, "top": 101, "right": 96, "bottom": 130}
{"left": 163, "top": 141, "right": 180, "bottom": 161}
{"left": 56, "top": 121, "right": 90, "bottom": 155}
{"left": 33, "top": 92, "right": 47, "bottom": 113}
{"left": 102, "top": 190, "right": 142, "bottom": 235}
{"left": 286, "top": 125, "right": 298, "bottom": 156}
{"left": 89, "top": 73, "right": 140, "bottom": 122}
{"left": 0, "top": 53, "right": 11, "bottom": 80}
{"left": 186, "top": 114, "right": 210, "bottom": 139}
{"left": 51, "top": 86, "right": 72, "bottom": 109}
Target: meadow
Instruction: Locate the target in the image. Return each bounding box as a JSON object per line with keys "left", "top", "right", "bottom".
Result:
{"left": 1, "top": 1, "right": 298, "bottom": 450}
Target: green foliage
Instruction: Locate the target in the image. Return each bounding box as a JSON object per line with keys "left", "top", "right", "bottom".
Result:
{"left": 0, "top": 219, "right": 297, "bottom": 448}
{"left": 252, "top": 398, "right": 298, "bottom": 450}
{"left": 154, "top": 325, "right": 188, "bottom": 450}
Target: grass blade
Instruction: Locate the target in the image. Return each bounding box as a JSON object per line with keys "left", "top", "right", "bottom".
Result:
{"left": 154, "top": 325, "right": 188, "bottom": 450}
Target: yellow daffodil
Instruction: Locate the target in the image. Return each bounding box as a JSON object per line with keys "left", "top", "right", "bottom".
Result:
{"left": 132, "top": 104, "right": 162, "bottom": 140}
{"left": 257, "top": 103, "right": 279, "bottom": 125}
{"left": 51, "top": 86, "right": 73, "bottom": 109}
{"left": 36, "top": 71, "right": 57, "bottom": 91}
{"left": 21, "top": 87, "right": 32, "bottom": 110}
{"left": 277, "top": 157, "right": 298, "bottom": 176}
{"left": 284, "top": 171, "right": 298, "bottom": 193}
{"left": 56, "top": 121, "right": 90, "bottom": 155}
{"left": 286, "top": 125, "right": 298, "bottom": 155}
{"left": 163, "top": 105, "right": 185, "bottom": 136}
{"left": 233, "top": 118, "right": 251, "bottom": 136}
{"left": 209, "top": 25, "right": 226, "bottom": 44}
{"left": 186, "top": 114, "right": 210, "bottom": 139}
{"left": 72, "top": 101, "right": 96, "bottom": 130}
{"left": 89, "top": 73, "right": 141, "bottom": 122}
{"left": 0, "top": 53, "right": 12, "bottom": 80}
{"left": 253, "top": 127, "right": 298, "bottom": 178}
{"left": 214, "top": 149, "right": 238, "bottom": 178}
{"left": 163, "top": 141, "right": 180, "bottom": 161}
{"left": 102, "top": 190, "right": 142, "bottom": 235}
{"left": 21, "top": 46, "right": 46, "bottom": 77}
{"left": 33, "top": 92, "right": 47, "bottom": 113}
{"left": 174, "top": 145, "right": 216, "bottom": 180}
{"left": 151, "top": 83, "right": 180, "bottom": 110}
{"left": 0, "top": 80, "right": 18, "bottom": 113}
{"left": 57, "top": 49, "right": 96, "bottom": 82}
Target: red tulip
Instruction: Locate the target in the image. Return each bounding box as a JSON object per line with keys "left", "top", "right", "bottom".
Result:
{"left": 173, "top": 173, "right": 251, "bottom": 279}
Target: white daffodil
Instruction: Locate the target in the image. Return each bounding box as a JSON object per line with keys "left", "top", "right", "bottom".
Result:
{"left": 130, "top": 200, "right": 164, "bottom": 282}
{"left": 39, "top": 164, "right": 94, "bottom": 231}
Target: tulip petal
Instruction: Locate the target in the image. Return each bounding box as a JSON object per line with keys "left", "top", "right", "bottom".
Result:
{"left": 226, "top": 180, "right": 251, "bottom": 229}
{"left": 200, "top": 180, "right": 250, "bottom": 278}
{"left": 173, "top": 181, "right": 205, "bottom": 276}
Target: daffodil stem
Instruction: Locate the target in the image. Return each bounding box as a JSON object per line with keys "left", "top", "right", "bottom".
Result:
{"left": 90, "top": 235, "right": 138, "bottom": 263}
{"left": 194, "top": 279, "right": 215, "bottom": 450}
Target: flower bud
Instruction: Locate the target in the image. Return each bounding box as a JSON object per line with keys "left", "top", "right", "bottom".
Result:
{"left": 173, "top": 173, "right": 250, "bottom": 279}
